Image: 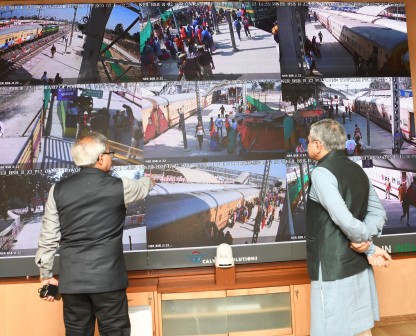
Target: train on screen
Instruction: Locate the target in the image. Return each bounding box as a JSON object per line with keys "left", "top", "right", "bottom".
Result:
{"left": 364, "top": 162, "right": 416, "bottom": 200}
{"left": 141, "top": 91, "right": 213, "bottom": 143}
{"left": 354, "top": 92, "right": 414, "bottom": 141}
{"left": 0, "top": 19, "right": 13, "bottom": 28}
{"left": 150, "top": 182, "right": 251, "bottom": 196}
{"left": 145, "top": 184, "right": 260, "bottom": 248}
{"left": 313, "top": 8, "right": 407, "bottom": 33}
{"left": 313, "top": 9, "right": 409, "bottom": 76}
{"left": 214, "top": 2, "right": 277, "bottom": 27}
{"left": 0, "top": 24, "right": 59, "bottom": 52}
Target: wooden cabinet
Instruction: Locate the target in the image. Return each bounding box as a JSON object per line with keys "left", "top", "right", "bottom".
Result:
{"left": 160, "top": 290, "right": 228, "bottom": 336}
{"left": 0, "top": 282, "right": 65, "bottom": 336}
{"left": 126, "top": 279, "right": 158, "bottom": 336}
{"left": 147, "top": 261, "right": 311, "bottom": 336}
{"left": 0, "top": 280, "right": 157, "bottom": 336}
{"left": 3, "top": 256, "right": 416, "bottom": 336}
{"left": 226, "top": 287, "right": 292, "bottom": 335}
{"left": 127, "top": 291, "right": 157, "bottom": 336}
{"left": 158, "top": 286, "right": 307, "bottom": 336}
{"left": 160, "top": 288, "right": 291, "bottom": 336}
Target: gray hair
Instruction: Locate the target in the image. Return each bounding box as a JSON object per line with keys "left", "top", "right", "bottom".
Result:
{"left": 71, "top": 132, "right": 108, "bottom": 167}
{"left": 309, "top": 119, "right": 346, "bottom": 151}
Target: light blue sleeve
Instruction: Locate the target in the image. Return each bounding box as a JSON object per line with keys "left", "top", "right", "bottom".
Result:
{"left": 309, "top": 167, "right": 370, "bottom": 243}
{"left": 363, "top": 181, "right": 387, "bottom": 238}
{"left": 362, "top": 181, "right": 387, "bottom": 256}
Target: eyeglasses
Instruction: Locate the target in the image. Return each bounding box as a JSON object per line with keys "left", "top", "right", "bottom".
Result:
{"left": 102, "top": 151, "right": 115, "bottom": 157}
{"left": 97, "top": 151, "right": 115, "bottom": 160}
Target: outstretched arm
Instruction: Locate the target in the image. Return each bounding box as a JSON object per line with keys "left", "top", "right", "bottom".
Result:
{"left": 122, "top": 176, "right": 155, "bottom": 204}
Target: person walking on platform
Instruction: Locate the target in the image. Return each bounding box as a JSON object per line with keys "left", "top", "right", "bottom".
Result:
{"left": 195, "top": 120, "right": 206, "bottom": 150}
{"left": 354, "top": 124, "right": 362, "bottom": 141}
{"left": 41, "top": 71, "right": 48, "bottom": 84}
{"left": 201, "top": 26, "right": 213, "bottom": 54}
{"left": 243, "top": 16, "right": 251, "bottom": 38}
{"left": 233, "top": 18, "right": 242, "bottom": 41}
{"left": 196, "top": 45, "right": 215, "bottom": 79}
{"left": 50, "top": 44, "right": 56, "bottom": 58}
{"left": 215, "top": 114, "right": 224, "bottom": 138}
{"left": 219, "top": 105, "right": 226, "bottom": 118}
{"left": 318, "top": 31, "right": 323, "bottom": 44}
{"left": 174, "top": 34, "right": 185, "bottom": 54}
{"left": 345, "top": 134, "right": 356, "bottom": 156}
{"left": 385, "top": 178, "right": 391, "bottom": 200}
{"left": 54, "top": 73, "right": 63, "bottom": 85}
{"left": 209, "top": 116, "right": 215, "bottom": 137}
{"left": 177, "top": 53, "right": 203, "bottom": 81}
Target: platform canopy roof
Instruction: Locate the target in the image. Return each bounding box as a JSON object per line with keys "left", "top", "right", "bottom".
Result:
{"left": 175, "top": 167, "right": 221, "bottom": 184}
{"left": 356, "top": 5, "right": 393, "bottom": 16}
{"left": 372, "top": 159, "right": 416, "bottom": 173}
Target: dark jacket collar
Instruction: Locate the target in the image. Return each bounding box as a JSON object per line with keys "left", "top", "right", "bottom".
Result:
{"left": 79, "top": 167, "right": 108, "bottom": 175}
{"left": 318, "top": 150, "right": 344, "bottom": 165}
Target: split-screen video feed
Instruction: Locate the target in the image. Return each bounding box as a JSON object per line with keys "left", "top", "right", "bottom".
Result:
{"left": 0, "top": 166, "right": 146, "bottom": 257}
{"left": 0, "top": 0, "right": 415, "bottom": 273}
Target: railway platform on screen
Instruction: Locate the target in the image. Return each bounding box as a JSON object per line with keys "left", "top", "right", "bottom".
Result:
{"left": 144, "top": 102, "right": 241, "bottom": 161}
{"left": 154, "top": 20, "right": 280, "bottom": 81}
{"left": 0, "top": 137, "right": 28, "bottom": 167}
{"left": 7, "top": 28, "right": 85, "bottom": 85}
{"left": 328, "top": 105, "right": 416, "bottom": 156}
{"left": 223, "top": 204, "right": 283, "bottom": 245}
{"left": 39, "top": 89, "right": 143, "bottom": 169}
{"left": 304, "top": 18, "right": 355, "bottom": 77}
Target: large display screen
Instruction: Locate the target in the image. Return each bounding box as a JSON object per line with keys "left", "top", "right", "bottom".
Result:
{"left": 0, "top": 0, "right": 415, "bottom": 277}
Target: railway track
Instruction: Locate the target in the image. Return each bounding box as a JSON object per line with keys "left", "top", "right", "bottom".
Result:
{"left": 0, "top": 27, "right": 71, "bottom": 83}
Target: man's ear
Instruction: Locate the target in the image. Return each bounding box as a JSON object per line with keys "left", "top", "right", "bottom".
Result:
{"left": 96, "top": 154, "right": 103, "bottom": 166}
{"left": 311, "top": 139, "right": 319, "bottom": 151}
{"left": 313, "top": 139, "right": 325, "bottom": 157}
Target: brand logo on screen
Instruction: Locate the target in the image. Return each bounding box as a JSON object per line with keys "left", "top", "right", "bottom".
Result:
{"left": 187, "top": 251, "right": 207, "bottom": 264}
{"left": 186, "top": 251, "right": 259, "bottom": 264}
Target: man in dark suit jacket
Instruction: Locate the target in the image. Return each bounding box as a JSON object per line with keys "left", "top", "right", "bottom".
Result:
{"left": 35, "top": 132, "right": 154, "bottom": 335}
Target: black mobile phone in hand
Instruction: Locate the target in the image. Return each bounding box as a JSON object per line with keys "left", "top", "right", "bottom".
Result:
{"left": 38, "top": 284, "right": 61, "bottom": 300}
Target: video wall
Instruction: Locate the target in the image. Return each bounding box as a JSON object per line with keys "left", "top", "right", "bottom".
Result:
{"left": 0, "top": 0, "right": 415, "bottom": 277}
